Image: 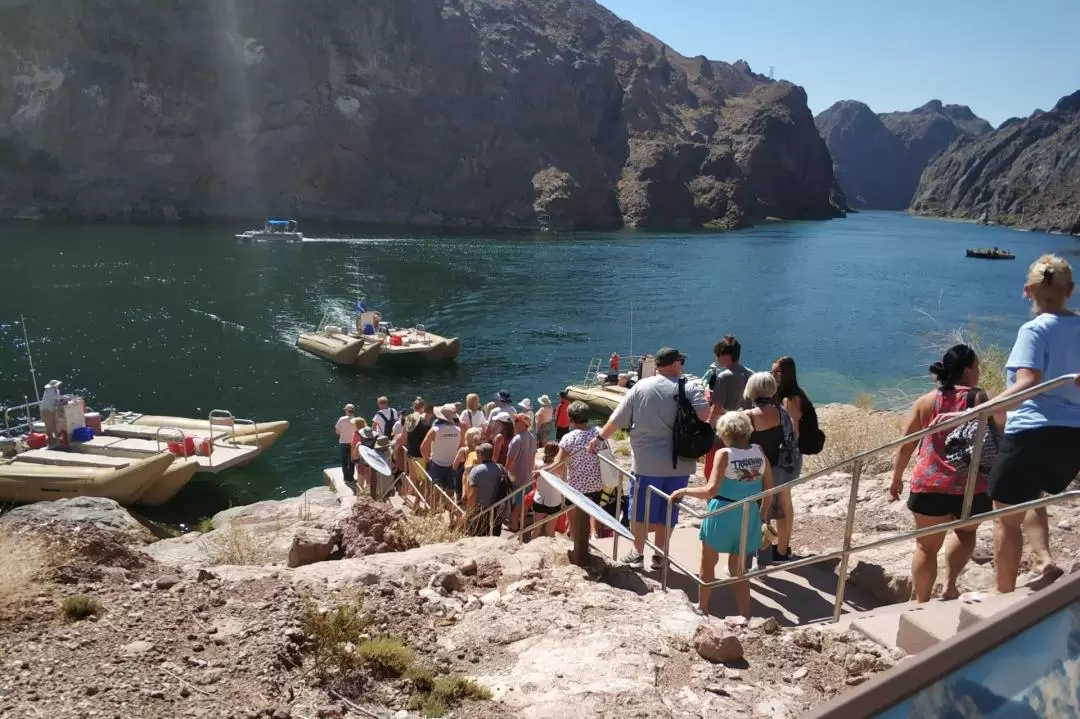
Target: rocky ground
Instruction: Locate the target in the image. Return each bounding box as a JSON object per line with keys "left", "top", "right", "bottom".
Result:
{"left": 0, "top": 498, "right": 902, "bottom": 719}
{"left": 2, "top": 403, "right": 1078, "bottom": 718}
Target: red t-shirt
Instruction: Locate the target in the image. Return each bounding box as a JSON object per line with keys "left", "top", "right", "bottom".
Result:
{"left": 555, "top": 400, "right": 571, "bottom": 428}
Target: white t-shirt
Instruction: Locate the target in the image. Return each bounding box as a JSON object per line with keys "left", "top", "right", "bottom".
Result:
{"left": 391, "top": 418, "right": 404, "bottom": 437}
{"left": 335, "top": 416, "right": 355, "bottom": 443}
{"left": 460, "top": 408, "right": 487, "bottom": 429}
{"left": 372, "top": 408, "right": 398, "bottom": 435}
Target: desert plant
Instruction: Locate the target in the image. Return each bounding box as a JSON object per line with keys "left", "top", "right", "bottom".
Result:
{"left": 612, "top": 428, "right": 629, "bottom": 441}
{"left": 406, "top": 665, "right": 437, "bottom": 692}
{"left": 802, "top": 405, "right": 903, "bottom": 476}
{"left": 197, "top": 523, "right": 269, "bottom": 565}
{"left": 356, "top": 637, "right": 414, "bottom": 678}
{"left": 61, "top": 595, "right": 102, "bottom": 622}
{"left": 408, "top": 673, "right": 492, "bottom": 717}
{"left": 194, "top": 516, "right": 215, "bottom": 534}
{"left": 300, "top": 597, "right": 370, "bottom": 678}
{"left": 399, "top": 512, "right": 464, "bottom": 546}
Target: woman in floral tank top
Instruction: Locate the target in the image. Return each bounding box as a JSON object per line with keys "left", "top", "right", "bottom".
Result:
{"left": 889, "top": 344, "right": 994, "bottom": 602}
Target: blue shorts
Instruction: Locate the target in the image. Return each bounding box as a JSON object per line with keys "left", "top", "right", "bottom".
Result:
{"left": 427, "top": 462, "right": 456, "bottom": 492}
{"left": 629, "top": 474, "right": 690, "bottom": 525}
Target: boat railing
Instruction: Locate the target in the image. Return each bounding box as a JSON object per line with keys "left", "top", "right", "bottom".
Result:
{"left": 597, "top": 372, "right": 1080, "bottom": 622}
{"left": 153, "top": 426, "right": 186, "bottom": 453}
{"left": 2, "top": 400, "right": 41, "bottom": 435}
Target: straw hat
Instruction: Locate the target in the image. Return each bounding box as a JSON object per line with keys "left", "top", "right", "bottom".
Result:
{"left": 538, "top": 394, "right": 551, "bottom": 407}
{"left": 374, "top": 435, "right": 391, "bottom": 450}
{"left": 434, "top": 404, "right": 458, "bottom": 423}
{"left": 518, "top": 398, "right": 533, "bottom": 411}
{"left": 46, "top": 379, "right": 62, "bottom": 389}
{"left": 512, "top": 413, "right": 531, "bottom": 427}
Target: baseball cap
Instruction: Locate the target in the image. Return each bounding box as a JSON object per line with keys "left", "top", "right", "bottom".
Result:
{"left": 655, "top": 347, "right": 686, "bottom": 367}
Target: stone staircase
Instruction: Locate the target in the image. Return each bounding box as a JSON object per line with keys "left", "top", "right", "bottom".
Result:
{"left": 829, "top": 588, "right": 1035, "bottom": 655}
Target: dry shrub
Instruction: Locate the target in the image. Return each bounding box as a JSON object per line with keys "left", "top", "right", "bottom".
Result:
{"left": 356, "top": 636, "right": 414, "bottom": 678}
{"left": 198, "top": 523, "right": 269, "bottom": 565}
{"left": 61, "top": 595, "right": 101, "bottom": 622}
{"left": 398, "top": 512, "right": 464, "bottom": 546}
{"left": 0, "top": 533, "right": 46, "bottom": 607}
{"left": 805, "top": 405, "right": 904, "bottom": 476}
{"left": 408, "top": 673, "right": 492, "bottom": 717}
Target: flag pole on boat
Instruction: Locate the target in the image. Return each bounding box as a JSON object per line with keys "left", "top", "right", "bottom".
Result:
{"left": 19, "top": 314, "right": 39, "bottom": 400}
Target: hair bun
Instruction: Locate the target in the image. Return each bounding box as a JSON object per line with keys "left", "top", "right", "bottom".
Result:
{"left": 929, "top": 361, "right": 946, "bottom": 378}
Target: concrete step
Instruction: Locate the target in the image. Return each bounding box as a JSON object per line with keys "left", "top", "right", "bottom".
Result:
{"left": 896, "top": 602, "right": 964, "bottom": 654}
{"left": 957, "top": 588, "right": 1034, "bottom": 631}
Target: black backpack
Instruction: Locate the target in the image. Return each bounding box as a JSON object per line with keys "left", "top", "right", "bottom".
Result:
{"left": 673, "top": 378, "right": 716, "bottom": 467}
{"left": 797, "top": 395, "right": 826, "bottom": 456}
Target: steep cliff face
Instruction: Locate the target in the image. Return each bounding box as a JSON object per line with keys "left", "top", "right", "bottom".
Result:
{"left": 911, "top": 91, "right": 1080, "bottom": 234}
{"left": 815, "top": 99, "right": 991, "bottom": 210}
{"left": 0, "top": 0, "right": 843, "bottom": 230}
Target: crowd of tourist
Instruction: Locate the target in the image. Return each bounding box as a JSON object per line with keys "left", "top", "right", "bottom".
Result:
{"left": 329, "top": 253, "right": 1079, "bottom": 619}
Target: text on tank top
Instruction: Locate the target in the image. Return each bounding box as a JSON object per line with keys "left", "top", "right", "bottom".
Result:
{"left": 429, "top": 422, "right": 461, "bottom": 466}
{"left": 716, "top": 446, "right": 766, "bottom": 501}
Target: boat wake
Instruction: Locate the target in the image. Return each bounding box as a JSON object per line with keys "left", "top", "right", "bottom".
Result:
{"left": 189, "top": 309, "right": 246, "bottom": 332}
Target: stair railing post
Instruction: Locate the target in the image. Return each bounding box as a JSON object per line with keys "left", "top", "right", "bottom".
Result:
{"left": 960, "top": 413, "right": 988, "bottom": 520}
{"left": 832, "top": 458, "right": 864, "bottom": 622}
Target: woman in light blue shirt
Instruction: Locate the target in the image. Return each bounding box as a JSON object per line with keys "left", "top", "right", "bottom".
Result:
{"left": 985, "top": 254, "right": 1080, "bottom": 593}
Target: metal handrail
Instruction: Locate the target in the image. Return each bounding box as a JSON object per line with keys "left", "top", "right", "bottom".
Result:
{"left": 602, "top": 372, "right": 1079, "bottom": 621}
{"left": 3, "top": 400, "right": 41, "bottom": 433}
{"left": 409, "top": 458, "right": 466, "bottom": 517}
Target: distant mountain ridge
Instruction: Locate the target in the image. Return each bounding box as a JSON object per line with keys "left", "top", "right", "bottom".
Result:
{"left": 911, "top": 90, "right": 1080, "bottom": 234}
{"left": 815, "top": 99, "right": 992, "bottom": 210}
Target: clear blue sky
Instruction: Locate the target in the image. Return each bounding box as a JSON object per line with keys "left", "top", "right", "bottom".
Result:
{"left": 599, "top": 0, "right": 1080, "bottom": 127}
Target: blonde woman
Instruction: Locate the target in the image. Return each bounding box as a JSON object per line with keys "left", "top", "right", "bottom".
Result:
{"left": 672, "top": 411, "right": 773, "bottom": 617}
{"left": 953, "top": 254, "right": 1080, "bottom": 593}
{"left": 455, "top": 427, "right": 484, "bottom": 506}
{"left": 460, "top": 393, "right": 487, "bottom": 432}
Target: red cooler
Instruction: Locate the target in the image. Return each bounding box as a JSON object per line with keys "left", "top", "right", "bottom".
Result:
{"left": 84, "top": 412, "right": 103, "bottom": 434}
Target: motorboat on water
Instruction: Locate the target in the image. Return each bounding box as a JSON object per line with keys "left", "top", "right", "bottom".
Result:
{"left": 296, "top": 302, "right": 460, "bottom": 367}
{"left": 1, "top": 395, "right": 289, "bottom": 506}
{"left": 236, "top": 219, "right": 303, "bottom": 241}
{"left": 966, "top": 247, "right": 1015, "bottom": 260}
{"left": 564, "top": 354, "right": 702, "bottom": 416}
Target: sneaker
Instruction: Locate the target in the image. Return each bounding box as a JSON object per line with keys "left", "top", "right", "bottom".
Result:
{"left": 772, "top": 547, "right": 792, "bottom": 563}
{"left": 650, "top": 553, "right": 666, "bottom": 571}
{"left": 621, "top": 550, "right": 645, "bottom": 569}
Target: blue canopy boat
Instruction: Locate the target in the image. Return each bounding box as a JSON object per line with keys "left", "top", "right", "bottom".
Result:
{"left": 236, "top": 219, "right": 303, "bottom": 241}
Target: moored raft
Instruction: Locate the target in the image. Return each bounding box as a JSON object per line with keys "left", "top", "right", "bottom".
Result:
{"left": 0, "top": 452, "right": 175, "bottom": 504}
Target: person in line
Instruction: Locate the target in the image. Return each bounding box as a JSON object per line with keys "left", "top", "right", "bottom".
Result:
{"left": 40, "top": 379, "right": 62, "bottom": 445}
{"left": 352, "top": 420, "right": 376, "bottom": 487}
{"left": 489, "top": 411, "right": 514, "bottom": 466}
{"left": 554, "top": 390, "right": 572, "bottom": 440}
{"left": 465, "top": 443, "right": 504, "bottom": 536}
{"left": 493, "top": 390, "right": 515, "bottom": 417}
{"left": 890, "top": 345, "right": 993, "bottom": 601}
{"left": 506, "top": 413, "right": 538, "bottom": 531}
{"left": 531, "top": 441, "right": 564, "bottom": 537}
{"left": 543, "top": 400, "right": 608, "bottom": 540}
{"left": 455, "top": 427, "right": 484, "bottom": 507}
{"left": 459, "top": 393, "right": 487, "bottom": 433}
{"left": 589, "top": 346, "right": 709, "bottom": 571}
{"left": 704, "top": 335, "right": 754, "bottom": 481}
{"left": 534, "top": 395, "right": 554, "bottom": 443}
{"left": 518, "top": 398, "right": 535, "bottom": 429}
{"left": 371, "top": 396, "right": 398, "bottom": 437}
{"left": 771, "top": 356, "right": 808, "bottom": 562}
{"left": 940, "top": 255, "right": 1080, "bottom": 593}
{"left": 421, "top": 404, "right": 462, "bottom": 498}
{"left": 672, "top": 411, "right": 772, "bottom": 617}
{"left": 334, "top": 403, "right": 357, "bottom": 481}
{"left": 404, "top": 397, "right": 431, "bottom": 478}
{"left": 744, "top": 371, "right": 797, "bottom": 562}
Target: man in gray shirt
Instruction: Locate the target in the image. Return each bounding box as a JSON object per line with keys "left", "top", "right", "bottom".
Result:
{"left": 590, "top": 346, "right": 709, "bottom": 570}
{"left": 467, "top": 443, "right": 504, "bottom": 536}
{"left": 705, "top": 335, "right": 754, "bottom": 480}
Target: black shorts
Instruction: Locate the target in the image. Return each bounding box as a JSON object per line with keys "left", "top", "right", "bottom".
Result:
{"left": 532, "top": 501, "right": 564, "bottom": 515}
{"left": 988, "top": 427, "right": 1080, "bottom": 505}
{"left": 555, "top": 427, "right": 570, "bottom": 440}
{"left": 907, "top": 491, "right": 992, "bottom": 519}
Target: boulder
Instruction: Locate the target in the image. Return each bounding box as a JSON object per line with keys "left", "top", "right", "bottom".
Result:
{"left": 693, "top": 623, "right": 744, "bottom": 663}
{"left": 0, "top": 497, "right": 153, "bottom": 543}
{"left": 287, "top": 526, "right": 341, "bottom": 568}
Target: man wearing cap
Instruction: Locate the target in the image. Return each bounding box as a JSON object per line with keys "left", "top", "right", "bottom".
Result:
{"left": 506, "top": 412, "right": 538, "bottom": 530}
{"left": 40, "top": 379, "right": 63, "bottom": 445}
{"left": 422, "top": 404, "right": 463, "bottom": 497}
{"left": 589, "top": 347, "right": 708, "bottom": 570}
{"left": 335, "top": 404, "right": 356, "bottom": 481}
